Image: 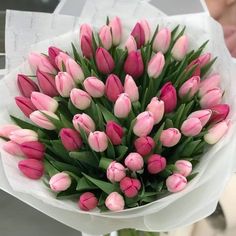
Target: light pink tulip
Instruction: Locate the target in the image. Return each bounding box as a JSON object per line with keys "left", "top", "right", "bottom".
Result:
{"left": 134, "top": 136, "right": 155, "bottom": 156}
{"left": 166, "top": 173, "right": 187, "bottom": 192}
{"left": 124, "top": 75, "right": 139, "bottom": 102}
{"left": 0, "top": 124, "right": 21, "bottom": 139}
{"left": 88, "top": 131, "right": 108, "bottom": 152}
{"left": 181, "top": 118, "right": 203, "bottom": 137}
{"left": 175, "top": 160, "right": 192, "bottom": 177}
{"left": 9, "top": 129, "right": 38, "bottom": 144}
{"left": 179, "top": 76, "right": 200, "bottom": 99}
{"left": 15, "top": 96, "right": 37, "bottom": 118}
{"left": 171, "top": 35, "right": 189, "bottom": 61}
{"left": 80, "top": 23, "right": 93, "bottom": 40}
{"left": 73, "top": 113, "right": 95, "bottom": 134}
{"left": 125, "top": 35, "right": 137, "bottom": 53}
{"left": 147, "top": 52, "right": 165, "bottom": 79}
{"left": 114, "top": 93, "right": 132, "bottom": 118}
{"left": 48, "top": 46, "right": 63, "bottom": 68}
{"left": 109, "top": 16, "right": 122, "bottom": 46}
{"left": 146, "top": 97, "right": 165, "bottom": 124}
{"left": 200, "top": 88, "right": 223, "bottom": 109}
{"left": 2, "top": 141, "right": 25, "bottom": 156}
{"left": 66, "top": 58, "right": 85, "bottom": 83}
{"left": 70, "top": 88, "right": 92, "bottom": 110}
{"left": 188, "top": 109, "right": 212, "bottom": 126}
{"left": 105, "top": 192, "right": 125, "bottom": 211}
{"left": 124, "top": 152, "right": 144, "bottom": 171}
{"left": 49, "top": 172, "right": 72, "bottom": 192}
{"left": 106, "top": 121, "right": 124, "bottom": 145}
{"left": 120, "top": 177, "right": 141, "bottom": 198}
{"left": 147, "top": 154, "right": 166, "bottom": 174}
{"left": 131, "top": 22, "right": 145, "bottom": 48}
{"left": 139, "top": 19, "right": 151, "bottom": 44}
{"left": 185, "top": 59, "right": 201, "bottom": 77}
{"left": 199, "top": 73, "right": 220, "bottom": 96}
{"left": 107, "top": 161, "right": 126, "bottom": 182}
{"left": 153, "top": 27, "right": 171, "bottom": 53}
{"left": 160, "top": 128, "right": 181, "bottom": 147}
{"left": 78, "top": 192, "right": 98, "bottom": 211}
{"left": 210, "top": 104, "right": 230, "bottom": 124}
{"left": 83, "top": 76, "right": 105, "bottom": 98}
{"left": 99, "top": 25, "right": 112, "bottom": 50}
{"left": 198, "top": 53, "right": 211, "bottom": 67}
{"left": 20, "top": 141, "right": 45, "bottom": 160}
{"left": 55, "top": 52, "right": 70, "bottom": 71}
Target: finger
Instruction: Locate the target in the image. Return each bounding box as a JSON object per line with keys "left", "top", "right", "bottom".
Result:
{"left": 223, "top": 25, "right": 236, "bottom": 37}
{"left": 225, "top": 32, "right": 236, "bottom": 53}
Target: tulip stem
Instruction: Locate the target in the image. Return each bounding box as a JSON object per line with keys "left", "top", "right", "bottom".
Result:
{"left": 99, "top": 157, "right": 112, "bottom": 170}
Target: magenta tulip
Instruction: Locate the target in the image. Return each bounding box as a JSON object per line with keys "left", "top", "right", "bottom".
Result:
{"left": 70, "top": 88, "right": 92, "bottom": 110}
{"left": 210, "top": 104, "right": 230, "bottom": 124}
{"left": 147, "top": 52, "right": 165, "bottom": 79}
{"left": 73, "top": 113, "right": 95, "bottom": 134}
{"left": 152, "top": 27, "right": 171, "bottom": 53}
{"left": 120, "top": 177, "right": 141, "bottom": 198}
{"left": 105, "top": 192, "right": 125, "bottom": 211}
{"left": 81, "top": 35, "right": 93, "bottom": 59}
{"left": 166, "top": 174, "right": 187, "bottom": 192}
{"left": 88, "top": 131, "right": 108, "bottom": 152}
{"left": 106, "top": 121, "right": 123, "bottom": 145}
{"left": 48, "top": 46, "right": 63, "bottom": 68}
{"left": 131, "top": 22, "right": 145, "bottom": 48}
{"left": 147, "top": 154, "right": 166, "bottom": 174}
{"left": 20, "top": 141, "right": 45, "bottom": 160}
{"left": 114, "top": 93, "right": 132, "bottom": 118}
{"left": 171, "top": 35, "right": 189, "bottom": 61}
{"left": 15, "top": 96, "right": 37, "bottom": 118}
{"left": 160, "top": 128, "right": 181, "bottom": 147}
{"left": 124, "top": 152, "right": 144, "bottom": 171}
{"left": 107, "top": 161, "right": 126, "bottom": 182}
{"left": 146, "top": 97, "right": 165, "bottom": 124}
{"left": 181, "top": 118, "right": 203, "bottom": 137}
{"left": 83, "top": 76, "right": 105, "bottom": 98}
{"left": 49, "top": 172, "right": 72, "bottom": 192}
{"left": 79, "top": 192, "right": 98, "bottom": 211}
{"left": 134, "top": 136, "right": 155, "bottom": 156}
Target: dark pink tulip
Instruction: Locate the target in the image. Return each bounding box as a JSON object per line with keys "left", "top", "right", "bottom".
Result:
{"left": 78, "top": 192, "right": 98, "bottom": 211}
{"left": 20, "top": 141, "right": 45, "bottom": 160}
{"left": 105, "top": 74, "right": 124, "bottom": 102}
{"left": 17, "top": 74, "right": 39, "bottom": 98}
{"left": 81, "top": 35, "right": 93, "bottom": 59}
{"left": 147, "top": 154, "right": 166, "bottom": 174}
{"left": 120, "top": 177, "right": 141, "bottom": 198}
{"left": 106, "top": 121, "right": 124, "bottom": 145}
{"left": 131, "top": 22, "right": 145, "bottom": 48}
{"left": 95, "top": 47, "right": 115, "bottom": 74}
{"left": 124, "top": 51, "right": 144, "bottom": 79}
{"left": 15, "top": 96, "right": 37, "bottom": 118}
{"left": 210, "top": 104, "right": 230, "bottom": 124}
{"left": 48, "top": 46, "right": 63, "bottom": 68}
{"left": 160, "top": 82, "right": 177, "bottom": 113}
{"left": 134, "top": 136, "right": 155, "bottom": 156}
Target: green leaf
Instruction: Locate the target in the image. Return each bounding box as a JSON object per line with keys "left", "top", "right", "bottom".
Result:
{"left": 181, "top": 140, "right": 202, "bottom": 156}
{"left": 10, "top": 115, "right": 39, "bottom": 131}
{"left": 98, "top": 104, "right": 120, "bottom": 124}
{"left": 187, "top": 172, "right": 198, "bottom": 181}
{"left": 165, "top": 118, "right": 174, "bottom": 128}
{"left": 173, "top": 104, "right": 186, "bottom": 128}
{"left": 201, "top": 57, "right": 217, "bottom": 77}
{"left": 96, "top": 103, "right": 105, "bottom": 131}
{"left": 68, "top": 100, "right": 79, "bottom": 115}
{"left": 107, "top": 139, "right": 115, "bottom": 159}
{"left": 76, "top": 176, "right": 98, "bottom": 191}
{"left": 41, "top": 111, "right": 63, "bottom": 131}
{"left": 71, "top": 43, "right": 81, "bottom": 63}
{"left": 116, "top": 145, "right": 128, "bottom": 161}
{"left": 44, "top": 159, "right": 59, "bottom": 177}
{"left": 150, "top": 25, "right": 159, "bottom": 46}
{"left": 50, "top": 160, "right": 82, "bottom": 176}
{"left": 127, "top": 118, "right": 136, "bottom": 146}
{"left": 153, "top": 122, "right": 165, "bottom": 144}
{"left": 60, "top": 113, "right": 73, "bottom": 128}
{"left": 69, "top": 151, "right": 99, "bottom": 167}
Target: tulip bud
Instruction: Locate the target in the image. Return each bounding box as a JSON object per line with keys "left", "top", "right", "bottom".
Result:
{"left": 55, "top": 52, "right": 70, "bottom": 71}
{"left": 160, "top": 82, "right": 177, "bottom": 113}
{"left": 88, "top": 131, "right": 108, "bottom": 152}
{"left": 59, "top": 128, "right": 82, "bottom": 151}
{"left": 134, "top": 136, "right": 155, "bottom": 156}
{"left": 199, "top": 88, "right": 223, "bottom": 109}
{"left": 78, "top": 192, "right": 98, "bottom": 211}
{"left": 36, "top": 70, "right": 59, "bottom": 97}
{"left": 160, "top": 128, "right": 181, "bottom": 147}
{"left": 146, "top": 97, "right": 164, "bottom": 124}
{"left": 15, "top": 96, "right": 37, "bottom": 118}
{"left": 0, "top": 124, "right": 21, "bottom": 139}
{"left": 131, "top": 22, "right": 145, "bottom": 48}
{"left": 152, "top": 27, "right": 171, "bottom": 53}
{"left": 133, "top": 111, "right": 154, "bottom": 137}
{"left": 139, "top": 19, "right": 151, "bottom": 44}
{"left": 81, "top": 35, "right": 93, "bottom": 58}
{"left": 171, "top": 35, "right": 189, "bottom": 61}
{"left": 83, "top": 76, "right": 105, "bottom": 98}
{"left": 210, "top": 104, "right": 230, "bottom": 124}
{"left": 147, "top": 154, "right": 166, "bottom": 174}
{"left": 70, "top": 88, "right": 92, "bottom": 110}
{"left": 181, "top": 118, "right": 203, "bottom": 137}
{"left": 109, "top": 16, "right": 122, "bottom": 45}
{"left": 188, "top": 109, "right": 212, "bottom": 126}
{"left": 18, "top": 159, "right": 44, "bottom": 179}
{"left": 120, "top": 177, "right": 141, "bottom": 198}
{"left": 48, "top": 46, "right": 63, "bottom": 68}
{"left": 124, "top": 51, "right": 144, "bottom": 79}
{"left": 124, "top": 74, "right": 139, "bottom": 102}
{"left": 107, "top": 161, "right": 126, "bottom": 182}
{"left": 174, "top": 160, "right": 192, "bottom": 177}
{"left": 31, "top": 92, "right": 58, "bottom": 112}
{"left": 124, "top": 152, "right": 144, "bottom": 171}
{"left": 106, "top": 121, "right": 123, "bottom": 145}
{"left": 73, "top": 113, "right": 95, "bottom": 134}
{"left": 178, "top": 76, "right": 200, "bottom": 99}
{"left": 20, "top": 141, "right": 45, "bottom": 160}
{"left": 198, "top": 53, "right": 211, "bottom": 67}
{"left": 2, "top": 141, "right": 25, "bottom": 156}
{"left": 55, "top": 72, "right": 76, "bottom": 97}
{"left": 147, "top": 52, "right": 165, "bottom": 79}
{"left": 199, "top": 73, "right": 220, "bottom": 96}
{"left": 125, "top": 35, "right": 137, "bottom": 53}
{"left": 99, "top": 25, "right": 112, "bottom": 50}
{"left": 80, "top": 23, "right": 93, "bottom": 40}
{"left": 105, "top": 74, "right": 124, "bottom": 102}
{"left": 204, "top": 120, "right": 229, "bottom": 144}
{"left": 105, "top": 192, "right": 125, "bottom": 211}
{"left": 17, "top": 74, "right": 39, "bottom": 98}
{"left": 66, "top": 58, "right": 85, "bottom": 83}
{"left": 185, "top": 59, "right": 201, "bottom": 77}
{"left": 30, "top": 110, "right": 59, "bottom": 130}
{"left": 166, "top": 173, "right": 187, "bottom": 192}
{"left": 95, "top": 48, "right": 115, "bottom": 74}
{"left": 49, "top": 172, "right": 72, "bottom": 192}
{"left": 114, "top": 93, "right": 132, "bottom": 118}
{"left": 9, "top": 129, "right": 38, "bottom": 144}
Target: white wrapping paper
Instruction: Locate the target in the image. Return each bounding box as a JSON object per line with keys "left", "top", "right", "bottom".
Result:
{"left": 1, "top": 12, "right": 236, "bottom": 234}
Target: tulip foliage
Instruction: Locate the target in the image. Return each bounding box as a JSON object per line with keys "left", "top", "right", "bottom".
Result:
{"left": 0, "top": 17, "right": 231, "bottom": 212}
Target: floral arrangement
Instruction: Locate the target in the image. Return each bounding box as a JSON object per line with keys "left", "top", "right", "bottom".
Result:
{"left": 0, "top": 16, "right": 230, "bottom": 212}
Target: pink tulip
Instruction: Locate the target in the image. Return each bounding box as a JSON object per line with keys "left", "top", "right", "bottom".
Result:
{"left": 160, "top": 82, "right": 177, "bottom": 113}
{"left": 200, "top": 88, "right": 223, "bottom": 109}
{"left": 199, "top": 73, "right": 220, "bottom": 96}
{"left": 55, "top": 52, "right": 70, "bottom": 71}
{"left": 197, "top": 53, "right": 211, "bottom": 67}
{"left": 124, "top": 74, "right": 139, "bottom": 102}
{"left": 49, "top": 172, "right": 72, "bottom": 192}
{"left": 78, "top": 192, "right": 98, "bottom": 211}
{"left": 15, "top": 96, "right": 37, "bottom": 118}
{"left": 0, "top": 124, "right": 21, "bottom": 139}
{"left": 210, "top": 104, "right": 230, "bottom": 124}
{"left": 48, "top": 46, "right": 63, "bottom": 68}
{"left": 131, "top": 22, "right": 145, "bottom": 48}
{"left": 146, "top": 97, "right": 165, "bottom": 124}
{"left": 175, "top": 160, "right": 192, "bottom": 177}
{"left": 124, "top": 152, "right": 144, "bottom": 171}
{"left": 204, "top": 120, "right": 229, "bottom": 144}
{"left": 171, "top": 35, "right": 189, "bottom": 61}
{"left": 181, "top": 118, "right": 203, "bottom": 137}
{"left": 120, "top": 177, "right": 141, "bottom": 198}
{"left": 152, "top": 27, "right": 171, "bottom": 53}
{"left": 105, "top": 192, "right": 125, "bottom": 211}
{"left": 139, "top": 19, "right": 151, "bottom": 43}
{"left": 2, "top": 141, "right": 25, "bottom": 156}
{"left": 66, "top": 58, "right": 85, "bottom": 83}
{"left": 55, "top": 72, "right": 76, "bottom": 97}
{"left": 70, "top": 88, "right": 92, "bottom": 110}
{"left": 18, "top": 159, "right": 44, "bottom": 180}
{"left": 95, "top": 48, "right": 115, "bottom": 74}
{"left": 20, "top": 141, "right": 45, "bottom": 160}
{"left": 81, "top": 35, "right": 93, "bottom": 59}
{"left": 36, "top": 70, "right": 59, "bottom": 97}
{"left": 83, "top": 76, "right": 105, "bottom": 98}
{"left": 179, "top": 76, "right": 200, "bottom": 99}
{"left": 114, "top": 93, "right": 132, "bottom": 118}
{"left": 59, "top": 128, "right": 82, "bottom": 151}
{"left": 133, "top": 111, "right": 154, "bottom": 137}
{"left": 124, "top": 51, "right": 144, "bottom": 79}
{"left": 147, "top": 154, "right": 166, "bottom": 174}
{"left": 134, "top": 136, "right": 155, "bottom": 156}
{"left": 166, "top": 173, "right": 187, "bottom": 192}
{"left": 109, "top": 16, "right": 122, "bottom": 45}
{"left": 107, "top": 161, "right": 126, "bottom": 182}
{"left": 73, "top": 113, "right": 95, "bottom": 134}
{"left": 80, "top": 23, "right": 93, "bottom": 40}
{"left": 160, "top": 128, "right": 181, "bottom": 147}
{"left": 147, "top": 52, "right": 165, "bottom": 79}
{"left": 125, "top": 35, "right": 137, "bottom": 53}
{"left": 9, "top": 129, "right": 38, "bottom": 144}
{"left": 30, "top": 110, "right": 59, "bottom": 130}
{"left": 185, "top": 59, "right": 201, "bottom": 77}
{"left": 99, "top": 25, "right": 112, "bottom": 50}
{"left": 31, "top": 92, "right": 58, "bottom": 112}
{"left": 88, "top": 131, "right": 108, "bottom": 152}
{"left": 188, "top": 109, "right": 212, "bottom": 126}
{"left": 17, "top": 74, "right": 39, "bottom": 98}
{"left": 105, "top": 74, "right": 124, "bottom": 102}
{"left": 106, "top": 121, "right": 124, "bottom": 145}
